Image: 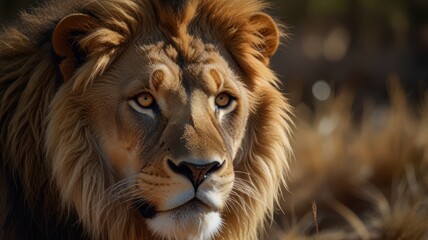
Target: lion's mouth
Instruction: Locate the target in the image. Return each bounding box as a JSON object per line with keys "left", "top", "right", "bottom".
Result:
{"left": 137, "top": 198, "right": 218, "bottom": 219}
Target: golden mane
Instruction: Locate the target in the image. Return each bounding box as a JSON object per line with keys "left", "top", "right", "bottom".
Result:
{"left": 0, "top": 0, "right": 292, "bottom": 239}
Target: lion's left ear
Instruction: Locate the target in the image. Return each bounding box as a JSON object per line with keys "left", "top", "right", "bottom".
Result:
{"left": 249, "top": 13, "right": 280, "bottom": 65}
{"left": 52, "top": 14, "right": 124, "bottom": 84}
{"left": 52, "top": 14, "right": 101, "bottom": 82}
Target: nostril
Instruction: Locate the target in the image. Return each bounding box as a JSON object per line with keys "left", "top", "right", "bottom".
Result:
{"left": 206, "top": 161, "right": 222, "bottom": 175}
{"left": 167, "top": 160, "right": 224, "bottom": 189}
{"left": 168, "top": 160, "right": 193, "bottom": 182}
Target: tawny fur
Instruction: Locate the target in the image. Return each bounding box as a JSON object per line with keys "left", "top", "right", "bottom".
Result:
{"left": 0, "top": 0, "right": 292, "bottom": 239}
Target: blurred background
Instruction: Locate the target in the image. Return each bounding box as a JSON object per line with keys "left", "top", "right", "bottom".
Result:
{"left": 1, "top": 0, "right": 427, "bottom": 104}
{"left": 268, "top": 0, "right": 428, "bottom": 107}
{"left": 1, "top": 0, "right": 428, "bottom": 239}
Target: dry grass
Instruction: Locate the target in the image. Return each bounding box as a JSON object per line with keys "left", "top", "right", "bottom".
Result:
{"left": 266, "top": 81, "right": 428, "bottom": 240}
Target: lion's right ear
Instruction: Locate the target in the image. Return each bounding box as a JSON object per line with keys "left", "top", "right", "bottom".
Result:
{"left": 52, "top": 14, "right": 101, "bottom": 82}
{"left": 249, "top": 13, "right": 280, "bottom": 65}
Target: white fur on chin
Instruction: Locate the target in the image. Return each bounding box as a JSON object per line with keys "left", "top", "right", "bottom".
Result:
{"left": 147, "top": 209, "right": 222, "bottom": 240}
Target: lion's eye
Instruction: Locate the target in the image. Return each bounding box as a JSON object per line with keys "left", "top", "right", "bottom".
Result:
{"left": 128, "top": 92, "right": 157, "bottom": 118}
{"left": 136, "top": 93, "right": 154, "bottom": 108}
{"left": 215, "top": 93, "right": 233, "bottom": 108}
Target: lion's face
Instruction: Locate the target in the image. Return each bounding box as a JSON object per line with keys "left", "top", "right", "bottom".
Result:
{"left": 84, "top": 39, "right": 249, "bottom": 238}
{"left": 42, "top": 1, "right": 290, "bottom": 239}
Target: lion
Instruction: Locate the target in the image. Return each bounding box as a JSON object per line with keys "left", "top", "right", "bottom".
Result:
{"left": 0, "top": 0, "right": 292, "bottom": 239}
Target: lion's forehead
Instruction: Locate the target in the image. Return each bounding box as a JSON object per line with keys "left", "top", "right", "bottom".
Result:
{"left": 138, "top": 38, "right": 232, "bottom": 94}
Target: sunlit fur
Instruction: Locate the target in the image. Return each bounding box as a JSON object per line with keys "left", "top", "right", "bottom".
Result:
{"left": 0, "top": 0, "right": 292, "bottom": 239}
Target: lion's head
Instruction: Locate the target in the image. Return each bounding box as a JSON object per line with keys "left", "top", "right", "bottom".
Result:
{"left": 0, "top": 0, "right": 292, "bottom": 239}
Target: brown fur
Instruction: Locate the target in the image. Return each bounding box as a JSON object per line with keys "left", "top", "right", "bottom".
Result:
{"left": 0, "top": 0, "right": 292, "bottom": 239}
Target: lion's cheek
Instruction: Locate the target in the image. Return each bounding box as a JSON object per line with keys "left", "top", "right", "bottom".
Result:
{"left": 102, "top": 139, "right": 140, "bottom": 178}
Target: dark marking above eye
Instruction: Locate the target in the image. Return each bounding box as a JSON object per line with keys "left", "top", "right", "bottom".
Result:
{"left": 203, "top": 58, "right": 215, "bottom": 64}
{"left": 209, "top": 69, "right": 222, "bottom": 89}
{"left": 151, "top": 69, "right": 165, "bottom": 91}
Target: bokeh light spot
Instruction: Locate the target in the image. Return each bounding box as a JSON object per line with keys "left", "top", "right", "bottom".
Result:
{"left": 323, "top": 27, "right": 350, "bottom": 61}
{"left": 312, "top": 80, "right": 331, "bottom": 101}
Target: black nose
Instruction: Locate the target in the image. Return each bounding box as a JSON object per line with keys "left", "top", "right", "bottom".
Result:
{"left": 168, "top": 160, "right": 223, "bottom": 189}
